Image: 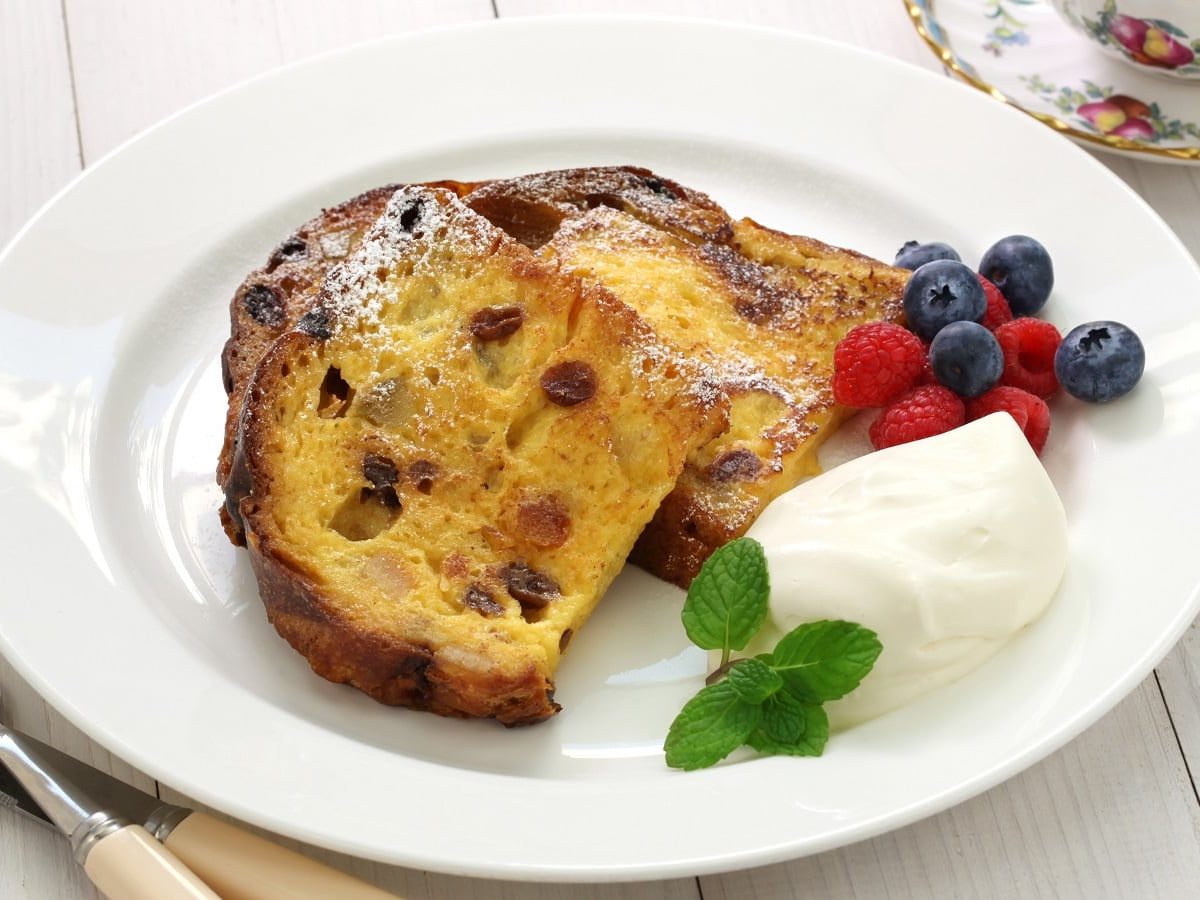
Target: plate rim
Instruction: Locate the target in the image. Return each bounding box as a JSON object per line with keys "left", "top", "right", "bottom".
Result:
{"left": 1, "top": 14, "right": 1199, "bottom": 882}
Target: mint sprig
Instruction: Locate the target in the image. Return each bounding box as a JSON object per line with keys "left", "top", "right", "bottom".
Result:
{"left": 747, "top": 692, "right": 828, "bottom": 757}
{"left": 663, "top": 681, "right": 761, "bottom": 771}
{"left": 665, "top": 537, "right": 881, "bottom": 771}
{"left": 680, "top": 537, "right": 770, "bottom": 668}
{"left": 724, "top": 658, "right": 782, "bottom": 704}
{"left": 770, "top": 619, "right": 882, "bottom": 703}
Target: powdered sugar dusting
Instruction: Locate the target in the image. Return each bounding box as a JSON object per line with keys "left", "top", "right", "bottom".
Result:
{"left": 318, "top": 228, "right": 354, "bottom": 260}
{"left": 626, "top": 338, "right": 723, "bottom": 412}
{"left": 316, "top": 186, "right": 495, "bottom": 332}
{"left": 685, "top": 365, "right": 724, "bottom": 410}
{"left": 551, "top": 205, "right": 835, "bottom": 469}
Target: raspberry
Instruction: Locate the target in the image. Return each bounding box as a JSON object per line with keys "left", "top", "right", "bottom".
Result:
{"left": 966, "top": 386, "right": 1051, "bottom": 455}
{"left": 869, "top": 385, "right": 965, "bottom": 450}
{"left": 917, "top": 354, "right": 938, "bottom": 385}
{"left": 978, "top": 275, "right": 1013, "bottom": 332}
{"left": 833, "top": 323, "right": 927, "bottom": 408}
{"left": 994, "top": 318, "right": 1061, "bottom": 398}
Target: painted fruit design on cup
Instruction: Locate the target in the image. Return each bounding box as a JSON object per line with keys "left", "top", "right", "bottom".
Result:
{"left": 1109, "top": 14, "right": 1195, "bottom": 69}
{"left": 1077, "top": 94, "right": 1155, "bottom": 138}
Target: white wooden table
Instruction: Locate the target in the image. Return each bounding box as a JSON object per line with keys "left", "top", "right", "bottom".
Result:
{"left": 3, "top": 2, "right": 1199, "bottom": 897}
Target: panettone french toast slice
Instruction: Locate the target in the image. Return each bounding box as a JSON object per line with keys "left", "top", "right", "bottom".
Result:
{"left": 463, "top": 168, "right": 909, "bottom": 587}
{"left": 547, "top": 208, "right": 908, "bottom": 585}
{"left": 218, "top": 180, "right": 480, "bottom": 544}
{"left": 231, "top": 187, "right": 728, "bottom": 723}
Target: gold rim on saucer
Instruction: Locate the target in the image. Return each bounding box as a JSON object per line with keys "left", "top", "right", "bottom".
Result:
{"left": 902, "top": 0, "right": 1200, "bottom": 162}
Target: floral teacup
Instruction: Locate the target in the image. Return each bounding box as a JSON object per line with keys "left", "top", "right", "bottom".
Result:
{"left": 1051, "top": 0, "right": 1200, "bottom": 80}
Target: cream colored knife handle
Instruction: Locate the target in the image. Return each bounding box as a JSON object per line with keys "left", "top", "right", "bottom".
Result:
{"left": 163, "top": 811, "right": 399, "bottom": 900}
{"left": 83, "top": 824, "right": 221, "bottom": 900}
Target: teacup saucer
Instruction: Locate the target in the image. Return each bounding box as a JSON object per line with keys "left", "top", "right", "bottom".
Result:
{"left": 905, "top": 0, "right": 1200, "bottom": 163}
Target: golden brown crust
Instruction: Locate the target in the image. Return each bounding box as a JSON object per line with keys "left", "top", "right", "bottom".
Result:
{"left": 243, "top": 506, "right": 558, "bottom": 724}
{"left": 464, "top": 165, "right": 731, "bottom": 248}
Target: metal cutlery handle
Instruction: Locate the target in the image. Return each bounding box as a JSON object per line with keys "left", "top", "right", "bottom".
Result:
{"left": 163, "top": 811, "right": 399, "bottom": 900}
{"left": 83, "top": 824, "right": 221, "bottom": 900}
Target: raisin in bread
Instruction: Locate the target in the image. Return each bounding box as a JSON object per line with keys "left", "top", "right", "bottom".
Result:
{"left": 461, "top": 168, "right": 909, "bottom": 586}
{"left": 218, "top": 180, "right": 479, "bottom": 543}
{"left": 230, "top": 187, "right": 727, "bottom": 723}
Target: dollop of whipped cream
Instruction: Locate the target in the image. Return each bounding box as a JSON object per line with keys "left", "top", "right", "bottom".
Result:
{"left": 732, "top": 413, "right": 1068, "bottom": 727}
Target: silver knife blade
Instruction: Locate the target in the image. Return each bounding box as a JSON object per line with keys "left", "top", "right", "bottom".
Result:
{"left": 0, "top": 728, "right": 175, "bottom": 828}
{"left": 0, "top": 761, "right": 54, "bottom": 829}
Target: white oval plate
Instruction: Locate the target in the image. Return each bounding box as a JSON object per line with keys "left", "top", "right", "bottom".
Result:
{"left": 1, "top": 17, "right": 1198, "bottom": 882}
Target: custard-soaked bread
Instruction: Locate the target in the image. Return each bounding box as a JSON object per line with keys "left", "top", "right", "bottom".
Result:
{"left": 540, "top": 201, "right": 909, "bottom": 586}
{"left": 234, "top": 187, "right": 728, "bottom": 723}
{"left": 218, "top": 180, "right": 478, "bottom": 544}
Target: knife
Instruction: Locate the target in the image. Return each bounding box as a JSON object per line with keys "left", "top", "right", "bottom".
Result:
{"left": 0, "top": 726, "right": 399, "bottom": 900}
{"left": 0, "top": 725, "right": 219, "bottom": 899}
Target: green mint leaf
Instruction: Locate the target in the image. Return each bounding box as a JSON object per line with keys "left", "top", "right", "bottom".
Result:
{"left": 680, "top": 537, "right": 770, "bottom": 653}
{"left": 767, "top": 620, "right": 882, "bottom": 703}
{"left": 724, "top": 657, "right": 783, "bottom": 704}
{"left": 747, "top": 691, "right": 829, "bottom": 757}
{"left": 664, "top": 680, "right": 762, "bottom": 771}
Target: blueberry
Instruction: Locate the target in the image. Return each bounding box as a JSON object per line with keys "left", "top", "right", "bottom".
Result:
{"left": 902, "top": 259, "right": 987, "bottom": 342}
{"left": 1054, "top": 321, "right": 1144, "bottom": 402}
{"left": 978, "top": 235, "right": 1054, "bottom": 316}
{"left": 894, "top": 240, "right": 961, "bottom": 271}
{"left": 929, "top": 321, "right": 1003, "bottom": 398}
